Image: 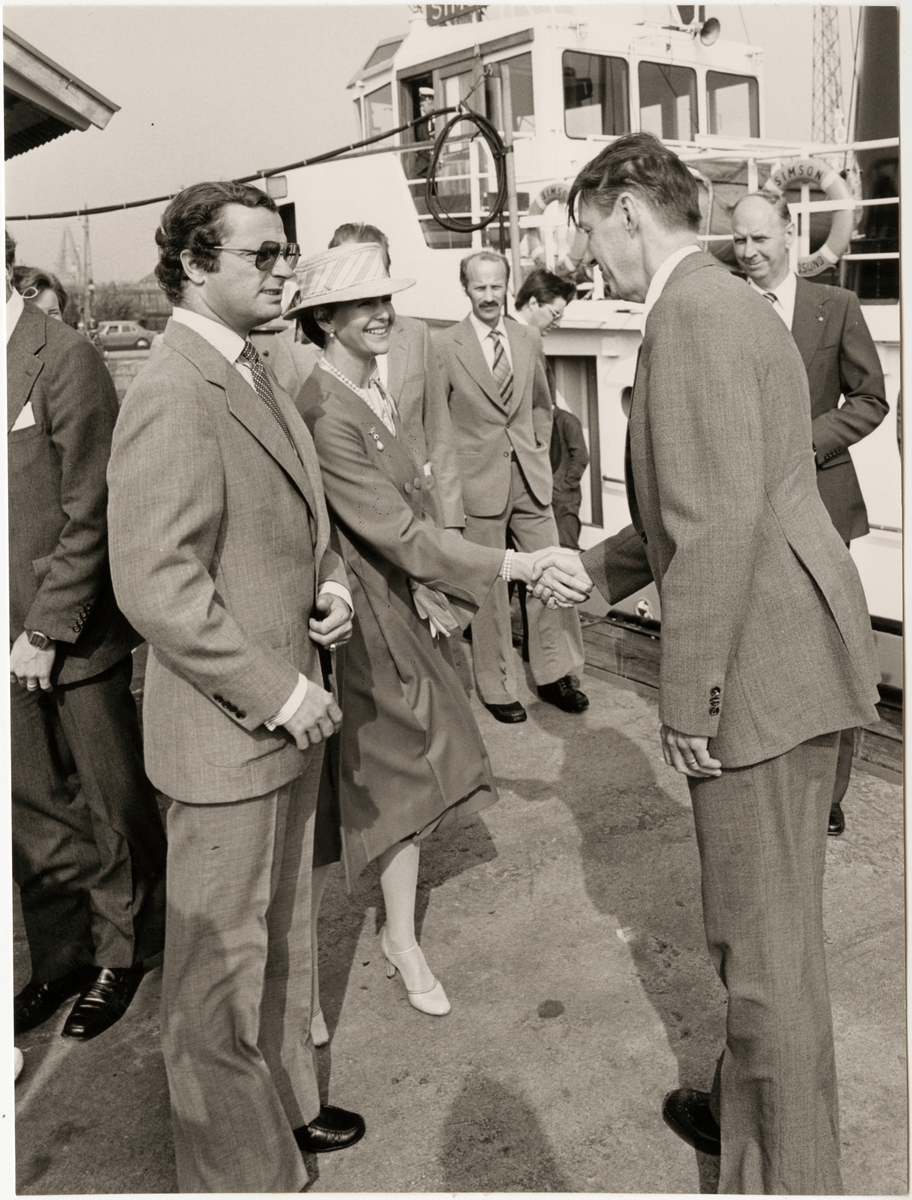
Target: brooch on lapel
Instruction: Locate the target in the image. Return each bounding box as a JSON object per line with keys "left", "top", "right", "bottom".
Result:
{"left": 369, "top": 425, "right": 384, "bottom": 452}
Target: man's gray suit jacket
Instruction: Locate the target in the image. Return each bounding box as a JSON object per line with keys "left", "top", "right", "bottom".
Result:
{"left": 581, "top": 253, "right": 879, "bottom": 768}
{"left": 107, "top": 318, "right": 349, "bottom": 805}
{"left": 434, "top": 315, "right": 553, "bottom": 517}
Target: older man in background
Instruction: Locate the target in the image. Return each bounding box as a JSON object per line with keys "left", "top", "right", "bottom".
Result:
{"left": 731, "top": 191, "right": 887, "bottom": 836}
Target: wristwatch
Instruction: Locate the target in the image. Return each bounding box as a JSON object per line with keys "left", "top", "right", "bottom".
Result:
{"left": 26, "top": 630, "right": 54, "bottom": 651}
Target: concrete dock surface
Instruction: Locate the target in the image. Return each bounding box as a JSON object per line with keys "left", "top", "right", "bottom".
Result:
{"left": 12, "top": 645, "right": 906, "bottom": 1194}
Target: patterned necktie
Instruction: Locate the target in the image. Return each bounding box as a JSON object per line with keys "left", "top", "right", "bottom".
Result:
{"left": 763, "top": 291, "right": 778, "bottom": 305}
{"left": 238, "top": 341, "right": 298, "bottom": 455}
{"left": 489, "top": 329, "right": 514, "bottom": 406}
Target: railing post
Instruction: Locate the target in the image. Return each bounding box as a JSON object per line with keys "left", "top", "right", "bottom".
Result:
{"left": 497, "top": 63, "right": 524, "bottom": 287}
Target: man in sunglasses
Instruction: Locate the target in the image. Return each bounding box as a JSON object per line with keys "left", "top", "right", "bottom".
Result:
{"left": 107, "top": 181, "right": 364, "bottom": 1192}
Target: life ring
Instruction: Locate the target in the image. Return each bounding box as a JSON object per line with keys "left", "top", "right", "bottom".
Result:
{"left": 525, "top": 182, "right": 579, "bottom": 275}
{"left": 764, "top": 157, "right": 854, "bottom": 277}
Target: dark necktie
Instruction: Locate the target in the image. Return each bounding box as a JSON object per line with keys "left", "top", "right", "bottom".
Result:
{"left": 239, "top": 340, "right": 298, "bottom": 454}
{"left": 489, "top": 329, "right": 514, "bottom": 406}
{"left": 763, "top": 291, "right": 778, "bottom": 305}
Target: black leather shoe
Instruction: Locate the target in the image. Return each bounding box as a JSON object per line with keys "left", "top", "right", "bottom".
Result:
{"left": 14, "top": 967, "right": 95, "bottom": 1035}
{"left": 662, "top": 1087, "right": 721, "bottom": 1157}
{"left": 294, "top": 1105, "right": 366, "bottom": 1154}
{"left": 483, "top": 701, "right": 527, "bottom": 724}
{"left": 61, "top": 965, "right": 145, "bottom": 1041}
{"left": 828, "top": 801, "right": 846, "bottom": 836}
{"left": 537, "top": 676, "right": 589, "bottom": 713}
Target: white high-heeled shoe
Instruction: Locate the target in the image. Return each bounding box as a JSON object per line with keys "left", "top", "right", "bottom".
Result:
{"left": 378, "top": 927, "right": 451, "bottom": 1016}
{"left": 310, "top": 1008, "right": 330, "bottom": 1047}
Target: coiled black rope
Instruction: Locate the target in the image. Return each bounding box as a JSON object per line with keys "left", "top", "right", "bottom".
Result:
{"left": 424, "top": 107, "right": 508, "bottom": 233}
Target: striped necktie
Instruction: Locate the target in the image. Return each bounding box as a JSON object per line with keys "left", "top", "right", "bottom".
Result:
{"left": 239, "top": 340, "right": 298, "bottom": 454}
{"left": 763, "top": 291, "right": 778, "bottom": 305}
{"left": 489, "top": 329, "right": 514, "bottom": 406}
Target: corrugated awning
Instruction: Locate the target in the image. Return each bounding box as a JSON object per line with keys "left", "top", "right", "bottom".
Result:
{"left": 4, "top": 25, "right": 118, "bottom": 159}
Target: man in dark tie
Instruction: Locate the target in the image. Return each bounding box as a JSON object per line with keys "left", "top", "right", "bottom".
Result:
{"left": 731, "top": 192, "right": 888, "bottom": 835}
{"left": 106, "top": 182, "right": 364, "bottom": 1192}
{"left": 569, "top": 134, "right": 879, "bottom": 1192}
{"left": 7, "top": 229, "right": 166, "bottom": 1043}
{"left": 435, "top": 251, "right": 587, "bottom": 722}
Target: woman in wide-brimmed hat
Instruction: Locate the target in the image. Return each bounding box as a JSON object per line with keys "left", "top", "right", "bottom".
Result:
{"left": 286, "top": 242, "right": 581, "bottom": 1024}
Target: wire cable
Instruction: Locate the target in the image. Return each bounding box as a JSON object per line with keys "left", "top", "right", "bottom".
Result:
{"left": 6, "top": 110, "right": 457, "bottom": 222}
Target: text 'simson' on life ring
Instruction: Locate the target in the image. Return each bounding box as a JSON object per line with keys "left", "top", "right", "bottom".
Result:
{"left": 766, "top": 157, "right": 854, "bottom": 277}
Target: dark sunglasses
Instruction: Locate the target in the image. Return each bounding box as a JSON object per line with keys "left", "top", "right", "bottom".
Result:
{"left": 213, "top": 241, "right": 301, "bottom": 272}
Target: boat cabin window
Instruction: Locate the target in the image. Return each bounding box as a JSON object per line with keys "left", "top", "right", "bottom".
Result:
{"left": 364, "top": 83, "right": 395, "bottom": 137}
{"left": 563, "top": 51, "right": 630, "bottom": 138}
{"left": 706, "top": 71, "right": 759, "bottom": 137}
{"left": 638, "top": 62, "right": 697, "bottom": 141}
{"left": 485, "top": 52, "right": 535, "bottom": 133}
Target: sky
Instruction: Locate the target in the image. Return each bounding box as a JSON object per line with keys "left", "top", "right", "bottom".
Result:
{"left": 4, "top": 2, "right": 862, "bottom": 282}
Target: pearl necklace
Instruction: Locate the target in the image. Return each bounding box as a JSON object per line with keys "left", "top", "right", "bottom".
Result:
{"left": 319, "top": 356, "right": 397, "bottom": 435}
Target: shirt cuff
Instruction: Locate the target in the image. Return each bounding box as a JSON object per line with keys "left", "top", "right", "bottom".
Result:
{"left": 319, "top": 582, "right": 353, "bottom": 612}
{"left": 265, "top": 673, "right": 309, "bottom": 731}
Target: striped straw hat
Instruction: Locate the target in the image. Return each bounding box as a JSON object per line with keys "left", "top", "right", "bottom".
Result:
{"left": 282, "top": 242, "right": 414, "bottom": 319}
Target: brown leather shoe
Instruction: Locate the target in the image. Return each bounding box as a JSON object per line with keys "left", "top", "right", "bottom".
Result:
{"left": 661, "top": 1088, "right": 721, "bottom": 1156}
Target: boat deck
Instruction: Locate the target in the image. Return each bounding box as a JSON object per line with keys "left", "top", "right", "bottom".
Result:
{"left": 12, "top": 639, "right": 906, "bottom": 1194}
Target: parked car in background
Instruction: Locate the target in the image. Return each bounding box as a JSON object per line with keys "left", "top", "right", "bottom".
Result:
{"left": 96, "top": 320, "right": 152, "bottom": 350}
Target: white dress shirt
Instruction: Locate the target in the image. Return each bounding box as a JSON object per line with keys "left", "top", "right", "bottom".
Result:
{"left": 643, "top": 244, "right": 701, "bottom": 320}
{"left": 172, "top": 306, "right": 352, "bottom": 729}
{"left": 469, "top": 310, "right": 514, "bottom": 372}
{"left": 748, "top": 270, "right": 797, "bottom": 330}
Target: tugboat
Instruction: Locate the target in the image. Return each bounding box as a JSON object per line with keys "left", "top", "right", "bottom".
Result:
{"left": 274, "top": 4, "right": 900, "bottom": 698}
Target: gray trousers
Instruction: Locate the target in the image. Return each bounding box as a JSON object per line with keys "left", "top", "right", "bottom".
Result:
{"left": 689, "top": 731, "right": 843, "bottom": 1194}
{"left": 11, "top": 655, "right": 166, "bottom": 981}
{"left": 161, "top": 752, "right": 323, "bottom": 1193}
{"left": 463, "top": 461, "right": 585, "bottom": 704}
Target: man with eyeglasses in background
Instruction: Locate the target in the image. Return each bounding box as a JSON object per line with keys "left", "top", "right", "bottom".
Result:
{"left": 106, "top": 181, "right": 364, "bottom": 1193}
{"left": 513, "top": 269, "right": 589, "bottom": 550}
